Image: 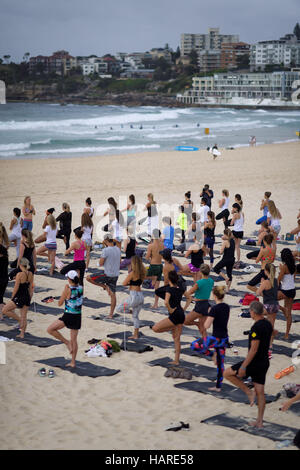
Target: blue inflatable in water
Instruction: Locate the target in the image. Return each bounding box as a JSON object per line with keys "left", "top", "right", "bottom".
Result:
{"left": 175, "top": 146, "right": 199, "bottom": 151}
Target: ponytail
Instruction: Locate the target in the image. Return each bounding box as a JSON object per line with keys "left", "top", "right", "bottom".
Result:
{"left": 213, "top": 285, "right": 226, "bottom": 300}
{"left": 265, "top": 263, "right": 276, "bottom": 287}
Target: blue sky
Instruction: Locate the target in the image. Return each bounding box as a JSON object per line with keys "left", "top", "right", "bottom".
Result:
{"left": 0, "top": 0, "right": 299, "bottom": 61}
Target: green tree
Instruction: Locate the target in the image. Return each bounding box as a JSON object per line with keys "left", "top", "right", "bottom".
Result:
{"left": 294, "top": 22, "right": 300, "bottom": 40}
{"left": 3, "top": 55, "right": 11, "bottom": 64}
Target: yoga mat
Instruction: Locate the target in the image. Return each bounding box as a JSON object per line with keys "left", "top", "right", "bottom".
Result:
{"left": 174, "top": 381, "right": 281, "bottom": 404}
{"left": 201, "top": 412, "right": 298, "bottom": 442}
{"left": 286, "top": 401, "right": 300, "bottom": 416}
{"left": 29, "top": 302, "right": 62, "bottom": 316}
{"left": 82, "top": 297, "right": 110, "bottom": 309}
{"left": 120, "top": 341, "right": 153, "bottom": 353}
{"left": 180, "top": 347, "right": 244, "bottom": 364}
{"left": 0, "top": 328, "right": 60, "bottom": 347}
{"left": 88, "top": 313, "right": 154, "bottom": 328}
{"left": 35, "top": 357, "right": 120, "bottom": 377}
{"left": 148, "top": 356, "right": 218, "bottom": 380}
{"left": 35, "top": 269, "right": 65, "bottom": 280}
{"left": 108, "top": 331, "right": 189, "bottom": 349}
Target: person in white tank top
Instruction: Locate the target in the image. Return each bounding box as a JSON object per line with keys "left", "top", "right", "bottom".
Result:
{"left": 9, "top": 208, "right": 22, "bottom": 258}
{"left": 81, "top": 212, "right": 93, "bottom": 271}
{"left": 216, "top": 190, "right": 230, "bottom": 228}
{"left": 230, "top": 203, "right": 244, "bottom": 266}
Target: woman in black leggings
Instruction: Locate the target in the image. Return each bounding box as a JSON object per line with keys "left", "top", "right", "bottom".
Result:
{"left": 216, "top": 190, "right": 230, "bottom": 228}
{"left": 214, "top": 229, "right": 235, "bottom": 291}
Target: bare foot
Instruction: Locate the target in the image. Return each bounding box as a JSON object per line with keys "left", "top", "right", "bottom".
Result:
{"left": 168, "top": 360, "right": 179, "bottom": 366}
{"left": 284, "top": 334, "right": 289, "bottom": 340}
{"left": 151, "top": 305, "right": 158, "bottom": 310}
{"left": 128, "top": 335, "right": 138, "bottom": 340}
{"left": 208, "top": 386, "right": 221, "bottom": 392}
{"left": 16, "top": 333, "right": 25, "bottom": 339}
{"left": 248, "top": 420, "right": 263, "bottom": 428}
{"left": 66, "top": 362, "right": 75, "bottom": 368}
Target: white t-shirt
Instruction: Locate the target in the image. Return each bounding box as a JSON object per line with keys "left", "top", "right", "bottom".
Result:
{"left": 267, "top": 211, "right": 281, "bottom": 228}
{"left": 44, "top": 226, "right": 57, "bottom": 244}
{"left": 82, "top": 225, "right": 93, "bottom": 242}
{"left": 198, "top": 205, "right": 209, "bottom": 223}
{"left": 11, "top": 216, "right": 22, "bottom": 238}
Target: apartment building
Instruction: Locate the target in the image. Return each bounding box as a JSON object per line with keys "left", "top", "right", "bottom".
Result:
{"left": 220, "top": 42, "right": 250, "bottom": 69}
{"left": 29, "top": 50, "right": 76, "bottom": 76}
{"left": 180, "top": 28, "right": 239, "bottom": 57}
{"left": 176, "top": 70, "right": 300, "bottom": 103}
{"left": 250, "top": 34, "right": 300, "bottom": 71}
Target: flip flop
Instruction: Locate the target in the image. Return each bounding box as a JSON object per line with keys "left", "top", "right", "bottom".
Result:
{"left": 38, "top": 367, "right": 47, "bottom": 377}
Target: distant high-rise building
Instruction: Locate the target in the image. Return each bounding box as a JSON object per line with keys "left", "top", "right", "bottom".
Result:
{"left": 180, "top": 28, "right": 239, "bottom": 57}
{"left": 250, "top": 34, "right": 300, "bottom": 71}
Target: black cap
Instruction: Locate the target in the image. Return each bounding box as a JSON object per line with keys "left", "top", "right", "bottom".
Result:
{"left": 47, "top": 208, "right": 55, "bottom": 214}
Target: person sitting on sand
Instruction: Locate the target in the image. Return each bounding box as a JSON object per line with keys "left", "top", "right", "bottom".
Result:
{"left": 152, "top": 270, "right": 190, "bottom": 365}
{"left": 2, "top": 257, "right": 33, "bottom": 338}
{"left": 224, "top": 301, "right": 273, "bottom": 429}
{"left": 47, "top": 270, "right": 83, "bottom": 368}
{"left": 191, "top": 285, "right": 230, "bottom": 391}
{"left": 122, "top": 255, "right": 146, "bottom": 339}
{"left": 256, "top": 191, "right": 272, "bottom": 225}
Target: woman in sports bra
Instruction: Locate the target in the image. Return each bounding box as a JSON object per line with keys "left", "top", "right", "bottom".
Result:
{"left": 22, "top": 196, "right": 35, "bottom": 232}
{"left": 122, "top": 255, "right": 146, "bottom": 339}
{"left": 277, "top": 248, "right": 296, "bottom": 340}
{"left": 2, "top": 257, "right": 33, "bottom": 338}
{"left": 247, "top": 233, "right": 275, "bottom": 292}
{"left": 153, "top": 270, "right": 190, "bottom": 365}
{"left": 155, "top": 249, "right": 186, "bottom": 304}
{"left": 61, "top": 229, "right": 86, "bottom": 286}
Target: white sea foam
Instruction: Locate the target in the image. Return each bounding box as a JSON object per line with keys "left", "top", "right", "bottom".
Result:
{"left": 0, "top": 144, "right": 161, "bottom": 158}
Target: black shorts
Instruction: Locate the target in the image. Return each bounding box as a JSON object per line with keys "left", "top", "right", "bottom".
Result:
{"left": 248, "top": 269, "right": 267, "bottom": 287}
{"left": 232, "top": 231, "right": 244, "bottom": 239}
{"left": 194, "top": 300, "right": 210, "bottom": 316}
{"left": 59, "top": 313, "right": 82, "bottom": 330}
{"left": 169, "top": 307, "right": 185, "bottom": 325}
{"left": 279, "top": 288, "right": 296, "bottom": 299}
{"left": 231, "top": 360, "right": 269, "bottom": 385}
{"left": 12, "top": 295, "right": 30, "bottom": 309}
{"left": 90, "top": 273, "right": 118, "bottom": 293}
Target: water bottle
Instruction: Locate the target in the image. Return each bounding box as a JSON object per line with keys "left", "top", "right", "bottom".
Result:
{"left": 276, "top": 439, "right": 292, "bottom": 449}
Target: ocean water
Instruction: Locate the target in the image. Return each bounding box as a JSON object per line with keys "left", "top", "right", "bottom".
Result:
{"left": 0, "top": 102, "right": 299, "bottom": 159}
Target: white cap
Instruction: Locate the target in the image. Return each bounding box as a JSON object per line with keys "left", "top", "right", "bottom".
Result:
{"left": 65, "top": 270, "right": 78, "bottom": 280}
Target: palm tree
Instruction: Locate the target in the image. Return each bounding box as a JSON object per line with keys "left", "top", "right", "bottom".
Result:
{"left": 23, "top": 52, "right": 30, "bottom": 63}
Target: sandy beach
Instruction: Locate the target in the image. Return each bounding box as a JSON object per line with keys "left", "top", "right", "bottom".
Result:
{"left": 0, "top": 141, "right": 299, "bottom": 451}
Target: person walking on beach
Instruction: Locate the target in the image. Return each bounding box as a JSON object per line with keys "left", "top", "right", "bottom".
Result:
{"left": 2, "top": 258, "right": 34, "bottom": 338}
{"left": 213, "top": 228, "right": 235, "bottom": 291}
{"left": 183, "top": 263, "right": 214, "bottom": 338}
{"left": 224, "top": 301, "right": 273, "bottom": 429}
{"left": 86, "top": 235, "right": 121, "bottom": 318}
{"left": 22, "top": 196, "right": 35, "bottom": 232}
{"left": 61, "top": 229, "right": 86, "bottom": 286}
{"left": 191, "top": 285, "right": 230, "bottom": 391}
{"left": 145, "top": 229, "right": 164, "bottom": 309}
{"left": 47, "top": 270, "right": 83, "bottom": 368}
{"left": 56, "top": 203, "right": 72, "bottom": 250}
{"left": 122, "top": 255, "right": 146, "bottom": 339}
{"left": 152, "top": 270, "right": 190, "bottom": 365}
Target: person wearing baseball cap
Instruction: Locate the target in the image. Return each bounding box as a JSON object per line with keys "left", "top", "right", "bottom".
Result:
{"left": 47, "top": 269, "right": 83, "bottom": 368}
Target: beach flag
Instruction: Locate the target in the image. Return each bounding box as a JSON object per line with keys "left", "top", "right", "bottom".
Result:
{"left": 204, "top": 128, "right": 210, "bottom": 135}
{"left": 296, "top": 131, "right": 300, "bottom": 137}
